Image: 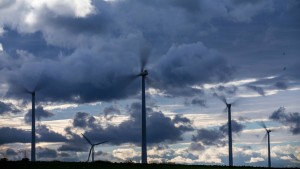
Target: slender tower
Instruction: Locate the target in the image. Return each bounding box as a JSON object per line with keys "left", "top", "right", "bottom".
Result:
{"left": 140, "top": 69, "right": 148, "bottom": 164}
{"left": 227, "top": 103, "right": 233, "bottom": 166}
{"left": 31, "top": 91, "right": 36, "bottom": 162}
{"left": 267, "top": 130, "right": 271, "bottom": 168}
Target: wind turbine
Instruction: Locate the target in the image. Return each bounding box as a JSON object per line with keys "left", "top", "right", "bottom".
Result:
{"left": 137, "top": 45, "right": 151, "bottom": 164}
{"left": 82, "top": 134, "right": 107, "bottom": 162}
{"left": 215, "top": 94, "right": 237, "bottom": 166}
{"left": 259, "top": 122, "right": 272, "bottom": 168}
{"left": 15, "top": 75, "right": 46, "bottom": 162}
{"left": 18, "top": 88, "right": 37, "bottom": 161}
{"left": 123, "top": 45, "right": 151, "bottom": 163}
{"left": 29, "top": 90, "right": 36, "bottom": 162}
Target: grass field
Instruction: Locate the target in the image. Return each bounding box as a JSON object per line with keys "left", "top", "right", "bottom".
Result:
{"left": 0, "top": 161, "right": 294, "bottom": 169}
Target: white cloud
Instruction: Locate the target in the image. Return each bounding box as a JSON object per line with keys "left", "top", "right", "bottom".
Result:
{"left": 246, "top": 157, "right": 265, "bottom": 163}
{"left": 42, "top": 102, "right": 78, "bottom": 110}
{"left": 280, "top": 155, "right": 292, "bottom": 160}
{"left": 112, "top": 148, "right": 140, "bottom": 160}
{"left": 168, "top": 156, "right": 195, "bottom": 164}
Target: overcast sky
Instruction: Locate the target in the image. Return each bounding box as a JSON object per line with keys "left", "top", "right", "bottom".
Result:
{"left": 0, "top": 0, "right": 299, "bottom": 167}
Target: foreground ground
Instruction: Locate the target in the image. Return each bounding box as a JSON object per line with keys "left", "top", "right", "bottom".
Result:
{"left": 0, "top": 161, "right": 297, "bottom": 169}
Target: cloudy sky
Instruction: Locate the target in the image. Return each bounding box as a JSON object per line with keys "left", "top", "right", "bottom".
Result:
{"left": 0, "top": 0, "right": 299, "bottom": 167}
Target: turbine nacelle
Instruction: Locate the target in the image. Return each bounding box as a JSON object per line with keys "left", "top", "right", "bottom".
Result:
{"left": 138, "top": 69, "right": 148, "bottom": 77}
{"left": 226, "top": 103, "right": 231, "bottom": 108}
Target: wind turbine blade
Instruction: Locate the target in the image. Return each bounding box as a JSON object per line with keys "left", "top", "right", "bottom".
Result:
{"left": 139, "top": 44, "right": 151, "bottom": 71}
{"left": 213, "top": 93, "right": 227, "bottom": 105}
{"left": 262, "top": 132, "right": 268, "bottom": 142}
{"left": 257, "top": 121, "right": 267, "bottom": 130}
{"left": 81, "top": 133, "right": 93, "bottom": 145}
{"left": 87, "top": 146, "right": 93, "bottom": 162}
{"left": 94, "top": 141, "right": 108, "bottom": 146}
{"left": 223, "top": 107, "right": 228, "bottom": 113}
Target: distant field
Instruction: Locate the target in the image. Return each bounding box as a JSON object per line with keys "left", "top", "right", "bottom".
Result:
{"left": 0, "top": 161, "right": 295, "bottom": 169}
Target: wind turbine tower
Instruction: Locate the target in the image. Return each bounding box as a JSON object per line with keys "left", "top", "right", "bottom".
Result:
{"left": 267, "top": 129, "right": 271, "bottom": 168}
{"left": 258, "top": 121, "right": 272, "bottom": 168}
{"left": 215, "top": 94, "right": 235, "bottom": 167}
{"left": 30, "top": 91, "right": 36, "bottom": 162}
{"left": 226, "top": 103, "right": 233, "bottom": 166}
{"left": 138, "top": 69, "right": 148, "bottom": 164}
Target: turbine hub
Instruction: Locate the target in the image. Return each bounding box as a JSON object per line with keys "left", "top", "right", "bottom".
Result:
{"left": 227, "top": 103, "right": 231, "bottom": 108}
{"left": 139, "top": 69, "right": 148, "bottom": 76}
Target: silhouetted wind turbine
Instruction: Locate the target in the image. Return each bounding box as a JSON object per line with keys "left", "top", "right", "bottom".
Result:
{"left": 15, "top": 76, "right": 46, "bottom": 162}
{"left": 82, "top": 134, "right": 107, "bottom": 162}
{"left": 215, "top": 94, "right": 238, "bottom": 166}
{"left": 138, "top": 46, "right": 150, "bottom": 164}
{"left": 123, "top": 45, "right": 151, "bottom": 163}
{"left": 19, "top": 88, "right": 38, "bottom": 162}
{"left": 259, "top": 122, "right": 272, "bottom": 168}
{"left": 30, "top": 90, "right": 36, "bottom": 162}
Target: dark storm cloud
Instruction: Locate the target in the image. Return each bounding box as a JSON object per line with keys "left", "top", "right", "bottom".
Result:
{"left": 220, "top": 120, "right": 245, "bottom": 133}
{"left": 0, "top": 28, "right": 71, "bottom": 58}
{"left": 61, "top": 102, "right": 193, "bottom": 147}
{"left": 24, "top": 106, "right": 54, "bottom": 123}
{"left": 1, "top": 38, "right": 234, "bottom": 103}
{"left": 188, "top": 142, "right": 205, "bottom": 151}
{"left": 216, "top": 85, "right": 238, "bottom": 95}
{"left": 1, "top": 34, "right": 146, "bottom": 103}
{"left": 37, "top": 125, "right": 67, "bottom": 142}
{"left": 192, "top": 129, "right": 225, "bottom": 146}
{"left": 246, "top": 85, "right": 265, "bottom": 96}
{"left": 103, "top": 105, "right": 121, "bottom": 120}
{"left": 0, "top": 125, "right": 66, "bottom": 145}
{"left": 192, "top": 120, "right": 244, "bottom": 146}
{"left": 0, "top": 101, "right": 20, "bottom": 115}
{"left": 152, "top": 42, "right": 234, "bottom": 97}
{"left": 37, "top": 147, "right": 57, "bottom": 159}
{"left": 0, "top": 127, "right": 31, "bottom": 144}
{"left": 185, "top": 98, "right": 207, "bottom": 107}
{"left": 0, "top": 0, "right": 297, "bottom": 87}
{"left": 269, "top": 107, "right": 300, "bottom": 134}
{"left": 0, "top": 0, "right": 238, "bottom": 103}
{"left": 191, "top": 98, "right": 207, "bottom": 107}
{"left": 72, "top": 112, "right": 97, "bottom": 129}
